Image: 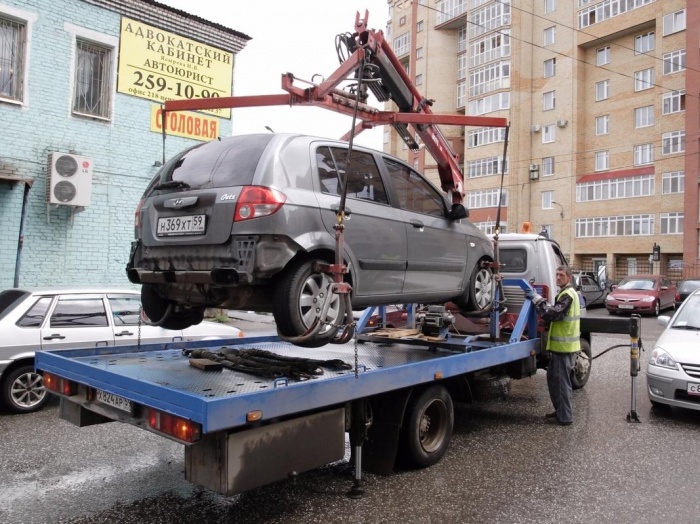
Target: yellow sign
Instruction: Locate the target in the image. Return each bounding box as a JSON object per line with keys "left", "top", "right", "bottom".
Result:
{"left": 118, "top": 17, "right": 233, "bottom": 118}
{"left": 150, "top": 105, "right": 219, "bottom": 141}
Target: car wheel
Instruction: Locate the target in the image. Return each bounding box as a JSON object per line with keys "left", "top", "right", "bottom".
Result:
{"left": 400, "top": 385, "right": 454, "bottom": 468}
{"left": 607, "top": 309, "right": 616, "bottom": 316}
{"left": 273, "top": 258, "right": 343, "bottom": 346}
{"left": 653, "top": 301, "right": 660, "bottom": 317}
{"left": 457, "top": 262, "right": 494, "bottom": 313}
{"left": 571, "top": 339, "right": 592, "bottom": 390}
{"left": 160, "top": 307, "right": 205, "bottom": 330}
{"left": 1, "top": 364, "right": 49, "bottom": 414}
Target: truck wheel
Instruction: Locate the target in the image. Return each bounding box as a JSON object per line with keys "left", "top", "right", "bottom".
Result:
{"left": 273, "top": 258, "right": 343, "bottom": 347}
{"left": 401, "top": 385, "right": 454, "bottom": 468}
{"left": 1, "top": 364, "right": 50, "bottom": 414}
{"left": 571, "top": 339, "right": 592, "bottom": 390}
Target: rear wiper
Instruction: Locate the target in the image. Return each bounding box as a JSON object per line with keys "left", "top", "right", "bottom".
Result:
{"left": 153, "top": 180, "right": 191, "bottom": 191}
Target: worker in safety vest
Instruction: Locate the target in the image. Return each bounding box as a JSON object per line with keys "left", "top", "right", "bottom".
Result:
{"left": 525, "top": 265, "right": 581, "bottom": 426}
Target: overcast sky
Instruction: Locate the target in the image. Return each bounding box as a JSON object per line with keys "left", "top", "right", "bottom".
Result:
{"left": 158, "top": 0, "right": 390, "bottom": 149}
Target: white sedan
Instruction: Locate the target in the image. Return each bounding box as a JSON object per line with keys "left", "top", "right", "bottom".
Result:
{"left": 0, "top": 287, "right": 243, "bottom": 414}
{"left": 646, "top": 288, "right": 700, "bottom": 412}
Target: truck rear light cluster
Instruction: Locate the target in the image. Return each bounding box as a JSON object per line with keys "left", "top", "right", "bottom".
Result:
{"left": 43, "top": 372, "right": 77, "bottom": 396}
{"left": 234, "top": 186, "right": 286, "bottom": 221}
{"left": 148, "top": 408, "right": 201, "bottom": 443}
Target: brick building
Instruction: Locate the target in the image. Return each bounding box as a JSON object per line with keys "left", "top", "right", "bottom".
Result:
{"left": 0, "top": 0, "right": 249, "bottom": 289}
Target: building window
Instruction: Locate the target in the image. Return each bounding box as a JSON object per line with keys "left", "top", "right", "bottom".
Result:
{"left": 469, "top": 61, "right": 510, "bottom": 97}
{"left": 470, "top": 30, "right": 511, "bottom": 67}
{"left": 662, "top": 171, "right": 684, "bottom": 194}
{"left": 468, "top": 127, "right": 506, "bottom": 148}
{"left": 595, "top": 150, "right": 608, "bottom": 171}
{"left": 595, "top": 79, "right": 610, "bottom": 101}
{"left": 470, "top": 1, "right": 511, "bottom": 38}
{"left": 577, "top": 174, "right": 654, "bottom": 202}
{"left": 467, "top": 156, "right": 507, "bottom": 178}
{"left": 416, "top": 20, "right": 424, "bottom": 33}
{"left": 543, "top": 58, "right": 556, "bottom": 78}
{"left": 579, "top": 0, "right": 655, "bottom": 29}
{"left": 415, "top": 73, "right": 423, "bottom": 86}
{"left": 663, "top": 49, "right": 685, "bottom": 75}
{"left": 634, "top": 106, "right": 654, "bottom": 128}
{"left": 575, "top": 215, "right": 654, "bottom": 238}
{"left": 660, "top": 212, "right": 683, "bottom": 234}
{"left": 543, "top": 90, "right": 555, "bottom": 111}
{"left": 662, "top": 89, "right": 685, "bottom": 114}
{"left": 633, "top": 144, "right": 653, "bottom": 166}
{"left": 73, "top": 39, "right": 113, "bottom": 119}
{"left": 596, "top": 46, "right": 610, "bottom": 66}
{"left": 543, "top": 26, "right": 555, "bottom": 46}
{"left": 595, "top": 115, "right": 609, "bottom": 135}
{"left": 542, "top": 191, "right": 553, "bottom": 209}
{"left": 544, "top": 0, "right": 556, "bottom": 14}
{"left": 542, "top": 156, "right": 554, "bottom": 176}
{"left": 416, "top": 47, "right": 424, "bottom": 60}
{"left": 0, "top": 15, "right": 27, "bottom": 102}
{"left": 468, "top": 91, "right": 510, "bottom": 115}
{"left": 467, "top": 188, "right": 508, "bottom": 209}
{"left": 634, "top": 32, "right": 654, "bottom": 54}
{"left": 662, "top": 131, "right": 685, "bottom": 155}
{"left": 663, "top": 9, "right": 686, "bottom": 36}
{"left": 393, "top": 32, "right": 411, "bottom": 56}
{"left": 383, "top": 128, "right": 390, "bottom": 144}
{"left": 542, "top": 124, "right": 555, "bottom": 143}
{"left": 634, "top": 68, "right": 654, "bottom": 92}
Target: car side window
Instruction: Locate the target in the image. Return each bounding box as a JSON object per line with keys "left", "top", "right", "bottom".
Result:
{"left": 50, "top": 298, "right": 108, "bottom": 328}
{"left": 383, "top": 158, "right": 446, "bottom": 217}
{"left": 316, "top": 147, "right": 388, "bottom": 204}
{"left": 108, "top": 296, "right": 141, "bottom": 326}
{"left": 17, "top": 297, "right": 53, "bottom": 328}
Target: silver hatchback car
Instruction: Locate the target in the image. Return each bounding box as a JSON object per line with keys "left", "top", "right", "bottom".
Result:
{"left": 127, "top": 134, "right": 495, "bottom": 345}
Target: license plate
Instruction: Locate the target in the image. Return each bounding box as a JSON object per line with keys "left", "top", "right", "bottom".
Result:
{"left": 157, "top": 215, "right": 205, "bottom": 236}
{"left": 618, "top": 304, "right": 634, "bottom": 310}
{"left": 96, "top": 389, "right": 133, "bottom": 413}
{"left": 688, "top": 383, "right": 700, "bottom": 396}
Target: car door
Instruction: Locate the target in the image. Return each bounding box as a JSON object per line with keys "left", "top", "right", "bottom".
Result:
{"left": 659, "top": 277, "right": 675, "bottom": 309}
{"left": 383, "top": 158, "right": 466, "bottom": 294}
{"left": 579, "top": 275, "right": 602, "bottom": 306}
{"left": 107, "top": 294, "right": 185, "bottom": 345}
{"left": 40, "top": 294, "right": 115, "bottom": 350}
{"left": 314, "top": 146, "right": 407, "bottom": 297}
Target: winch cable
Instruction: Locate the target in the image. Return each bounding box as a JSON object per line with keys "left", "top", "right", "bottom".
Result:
{"left": 581, "top": 338, "right": 644, "bottom": 361}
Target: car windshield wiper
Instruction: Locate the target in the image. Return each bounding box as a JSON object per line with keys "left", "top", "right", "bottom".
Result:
{"left": 153, "top": 180, "right": 191, "bottom": 191}
{"left": 672, "top": 324, "right": 700, "bottom": 331}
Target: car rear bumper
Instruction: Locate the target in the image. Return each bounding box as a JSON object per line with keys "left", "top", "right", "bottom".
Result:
{"left": 647, "top": 369, "right": 700, "bottom": 411}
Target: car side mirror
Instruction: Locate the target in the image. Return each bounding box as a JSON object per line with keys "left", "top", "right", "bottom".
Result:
{"left": 610, "top": 284, "right": 617, "bottom": 291}
{"left": 448, "top": 204, "right": 468, "bottom": 220}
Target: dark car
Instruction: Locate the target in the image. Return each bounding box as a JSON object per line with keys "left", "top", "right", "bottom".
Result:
{"left": 674, "top": 278, "right": 700, "bottom": 308}
{"left": 573, "top": 271, "right": 608, "bottom": 308}
{"left": 605, "top": 274, "right": 676, "bottom": 316}
{"left": 127, "top": 134, "right": 495, "bottom": 346}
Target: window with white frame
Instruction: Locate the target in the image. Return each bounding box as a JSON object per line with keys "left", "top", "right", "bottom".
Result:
{"left": 633, "top": 144, "right": 653, "bottom": 165}
{"left": 542, "top": 156, "right": 554, "bottom": 176}
{"left": 634, "top": 106, "right": 653, "bottom": 128}
{"left": 416, "top": 20, "right": 424, "bottom": 32}
{"left": 394, "top": 32, "right": 411, "bottom": 56}
{"left": 458, "top": 54, "right": 467, "bottom": 80}
{"left": 416, "top": 47, "right": 424, "bottom": 60}
{"left": 543, "top": 58, "right": 556, "bottom": 78}
{"left": 577, "top": 174, "right": 654, "bottom": 202}
{"left": 575, "top": 215, "right": 654, "bottom": 237}
{"left": 661, "top": 212, "right": 683, "bottom": 234}
{"left": 579, "top": 0, "right": 655, "bottom": 29}
{"left": 595, "top": 150, "right": 609, "bottom": 171}
{"left": 72, "top": 30, "right": 116, "bottom": 119}
{"left": 469, "top": 31, "right": 511, "bottom": 67}
{"left": 662, "top": 89, "right": 685, "bottom": 114}
{"left": 467, "top": 156, "right": 507, "bottom": 178}
{"left": 457, "top": 81, "right": 467, "bottom": 108}
{"left": 634, "top": 68, "right": 654, "bottom": 91}
{"left": 595, "top": 115, "right": 609, "bottom": 135}
{"left": 470, "top": 1, "right": 511, "bottom": 38}
{"left": 542, "top": 191, "right": 553, "bottom": 209}
{"left": 383, "top": 128, "right": 390, "bottom": 144}
{"left": 543, "top": 90, "right": 555, "bottom": 111}
{"left": 0, "top": 13, "right": 29, "bottom": 102}
{"left": 458, "top": 26, "right": 467, "bottom": 53}
{"left": 476, "top": 221, "right": 508, "bottom": 235}
{"left": 467, "top": 188, "right": 508, "bottom": 209}
{"left": 469, "top": 61, "right": 510, "bottom": 97}
{"left": 468, "top": 92, "right": 510, "bottom": 115}
{"left": 545, "top": 0, "right": 556, "bottom": 14}
{"left": 542, "top": 124, "right": 555, "bottom": 143}
{"left": 468, "top": 126, "right": 506, "bottom": 148}
{"left": 663, "top": 49, "right": 685, "bottom": 75}
{"left": 415, "top": 73, "right": 423, "bottom": 86}
{"left": 596, "top": 46, "right": 610, "bottom": 66}
{"left": 662, "top": 131, "right": 685, "bottom": 154}
{"left": 634, "top": 32, "right": 654, "bottom": 54}
{"left": 543, "top": 26, "right": 556, "bottom": 46}
{"left": 595, "top": 79, "right": 610, "bottom": 101}
{"left": 663, "top": 9, "right": 686, "bottom": 36}
{"left": 662, "top": 171, "right": 684, "bottom": 194}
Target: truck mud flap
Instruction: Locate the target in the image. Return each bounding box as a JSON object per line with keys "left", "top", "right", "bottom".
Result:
{"left": 363, "top": 388, "right": 412, "bottom": 476}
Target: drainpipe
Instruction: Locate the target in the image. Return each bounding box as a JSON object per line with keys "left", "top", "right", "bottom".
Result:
{"left": 14, "top": 181, "right": 31, "bottom": 288}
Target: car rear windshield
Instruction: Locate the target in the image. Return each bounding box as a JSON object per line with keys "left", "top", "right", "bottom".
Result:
{"left": 678, "top": 280, "right": 700, "bottom": 293}
{"left": 147, "top": 134, "right": 274, "bottom": 193}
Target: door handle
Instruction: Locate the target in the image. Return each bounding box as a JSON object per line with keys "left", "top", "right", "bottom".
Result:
{"left": 409, "top": 219, "right": 424, "bottom": 229}
{"left": 42, "top": 334, "right": 66, "bottom": 340}
{"left": 115, "top": 331, "right": 134, "bottom": 336}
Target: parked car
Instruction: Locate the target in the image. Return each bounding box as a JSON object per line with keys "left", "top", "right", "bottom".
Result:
{"left": 605, "top": 274, "right": 676, "bottom": 316}
{"left": 0, "top": 287, "right": 243, "bottom": 414}
{"left": 573, "top": 271, "right": 608, "bottom": 308}
{"left": 126, "top": 134, "right": 495, "bottom": 346}
{"left": 674, "top": 278, "right": 700, "bottom": 308}
{"left": 646, "top": 288, "right": 700, "bottom": 411}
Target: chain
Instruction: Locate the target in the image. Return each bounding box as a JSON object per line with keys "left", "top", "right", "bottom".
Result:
{"left": 137, "top": 306, "right": 143, "bottom": 351}
{"left": 354, "top": 337, "right": 359, "bottom": 379}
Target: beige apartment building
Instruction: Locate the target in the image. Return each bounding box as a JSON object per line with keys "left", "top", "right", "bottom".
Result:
{"left": 382, "top": 0, "right": 699, "bottom": 281}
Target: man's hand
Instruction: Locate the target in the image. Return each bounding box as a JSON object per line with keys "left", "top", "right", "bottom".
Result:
{"left": 525, "top": 288, "right": 545, "bottom": 305}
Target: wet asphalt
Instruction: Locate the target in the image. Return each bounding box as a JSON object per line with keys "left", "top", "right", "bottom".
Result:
{"left": 1, "top": 309, "right": 698, "bottom": 524}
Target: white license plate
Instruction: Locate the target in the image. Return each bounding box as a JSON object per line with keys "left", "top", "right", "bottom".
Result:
{"left": 96, "top": 389, "right": 133, "bottom": 413}
{"left": 618, "top": 304, "right": 634, "bottom": 310}
{"left": 687, "top": 383, "right": 700, "bottom": 396}
{"left": 157, "top": 215, "right": 205, "bottom": 236}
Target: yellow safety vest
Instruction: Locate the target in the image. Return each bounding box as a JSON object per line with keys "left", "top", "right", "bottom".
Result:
{"left": 547, "top": 287, "right": 581, "bottom": 353}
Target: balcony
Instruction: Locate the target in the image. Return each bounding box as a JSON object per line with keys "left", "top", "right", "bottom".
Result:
{"left": 437, "top": 0, "right": 468, "bottom": 29}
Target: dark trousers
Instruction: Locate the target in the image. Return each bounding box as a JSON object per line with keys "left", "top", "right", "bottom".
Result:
{"left": 547, "top": 351, "right": 575, "bottom": 423}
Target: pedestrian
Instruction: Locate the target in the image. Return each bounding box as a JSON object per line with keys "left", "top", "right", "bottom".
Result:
{"left": 525, "top": 265, "right": 581, "bottom": 426}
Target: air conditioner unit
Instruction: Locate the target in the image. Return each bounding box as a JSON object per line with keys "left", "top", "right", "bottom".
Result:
{"left": 46, "top": 153, "right": 93, "bottom": 207}
{"left": 557, "top": 119, "right": 568, "bottom": 128}
{"left": 531, "top": 124, "right": 541, "bottom": 133}
{"left": 529, "top": 164, "right": 540, "bottom": 180}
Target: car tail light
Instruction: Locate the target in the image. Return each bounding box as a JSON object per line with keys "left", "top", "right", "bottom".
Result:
{"left": 43, "top": 372, "right": 77, "bottom": 396}
{"left": 675, "top": 292, "right": 680, "bottom": 301}
{"left": 134, "top": 198, "right": 145, "bottom": 230}
{"left": 234, "top": 186, "right": 286, "bottom": 222}
{"left": 148, "top": 408, "right": 201, "bottom": 443}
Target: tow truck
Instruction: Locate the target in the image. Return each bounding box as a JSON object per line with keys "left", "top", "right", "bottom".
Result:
{"left": 35, "top": 11, "right": 609, "bottom": 498}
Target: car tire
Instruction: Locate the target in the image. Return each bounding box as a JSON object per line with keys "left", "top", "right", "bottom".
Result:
{"left": 1, "top": 364, "right": 50, "bottom": 414}
{"left": 653, "top": 301, "right": 660, "bottom": 317}
{"left": 456, "top": 261, "right": 494, "bottom": 313}
{"left": 273, "top": 258, "right": 344, "bottom": 346}
{"left": 571, "top": 338, "right": 592, "bottom": 390}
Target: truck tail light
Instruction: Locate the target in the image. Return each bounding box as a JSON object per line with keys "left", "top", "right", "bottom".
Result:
{"left": 148, "top": 408, "right": 201, "bottom": 443}
{"left": 534, "top": 284, "right": 549, "bottom": 300}
{"left": 134, "top": 198, "right": 145, "bottom": 230}
{"left": 43, "top": 372, "right": 77, "bottom": 396}
{"left": 234, "top": 186, "right": 286, "bottom": 222}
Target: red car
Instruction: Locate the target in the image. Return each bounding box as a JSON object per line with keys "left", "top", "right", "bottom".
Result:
{"left": 605, "top": 274, "right": 676, "bottom": 316}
